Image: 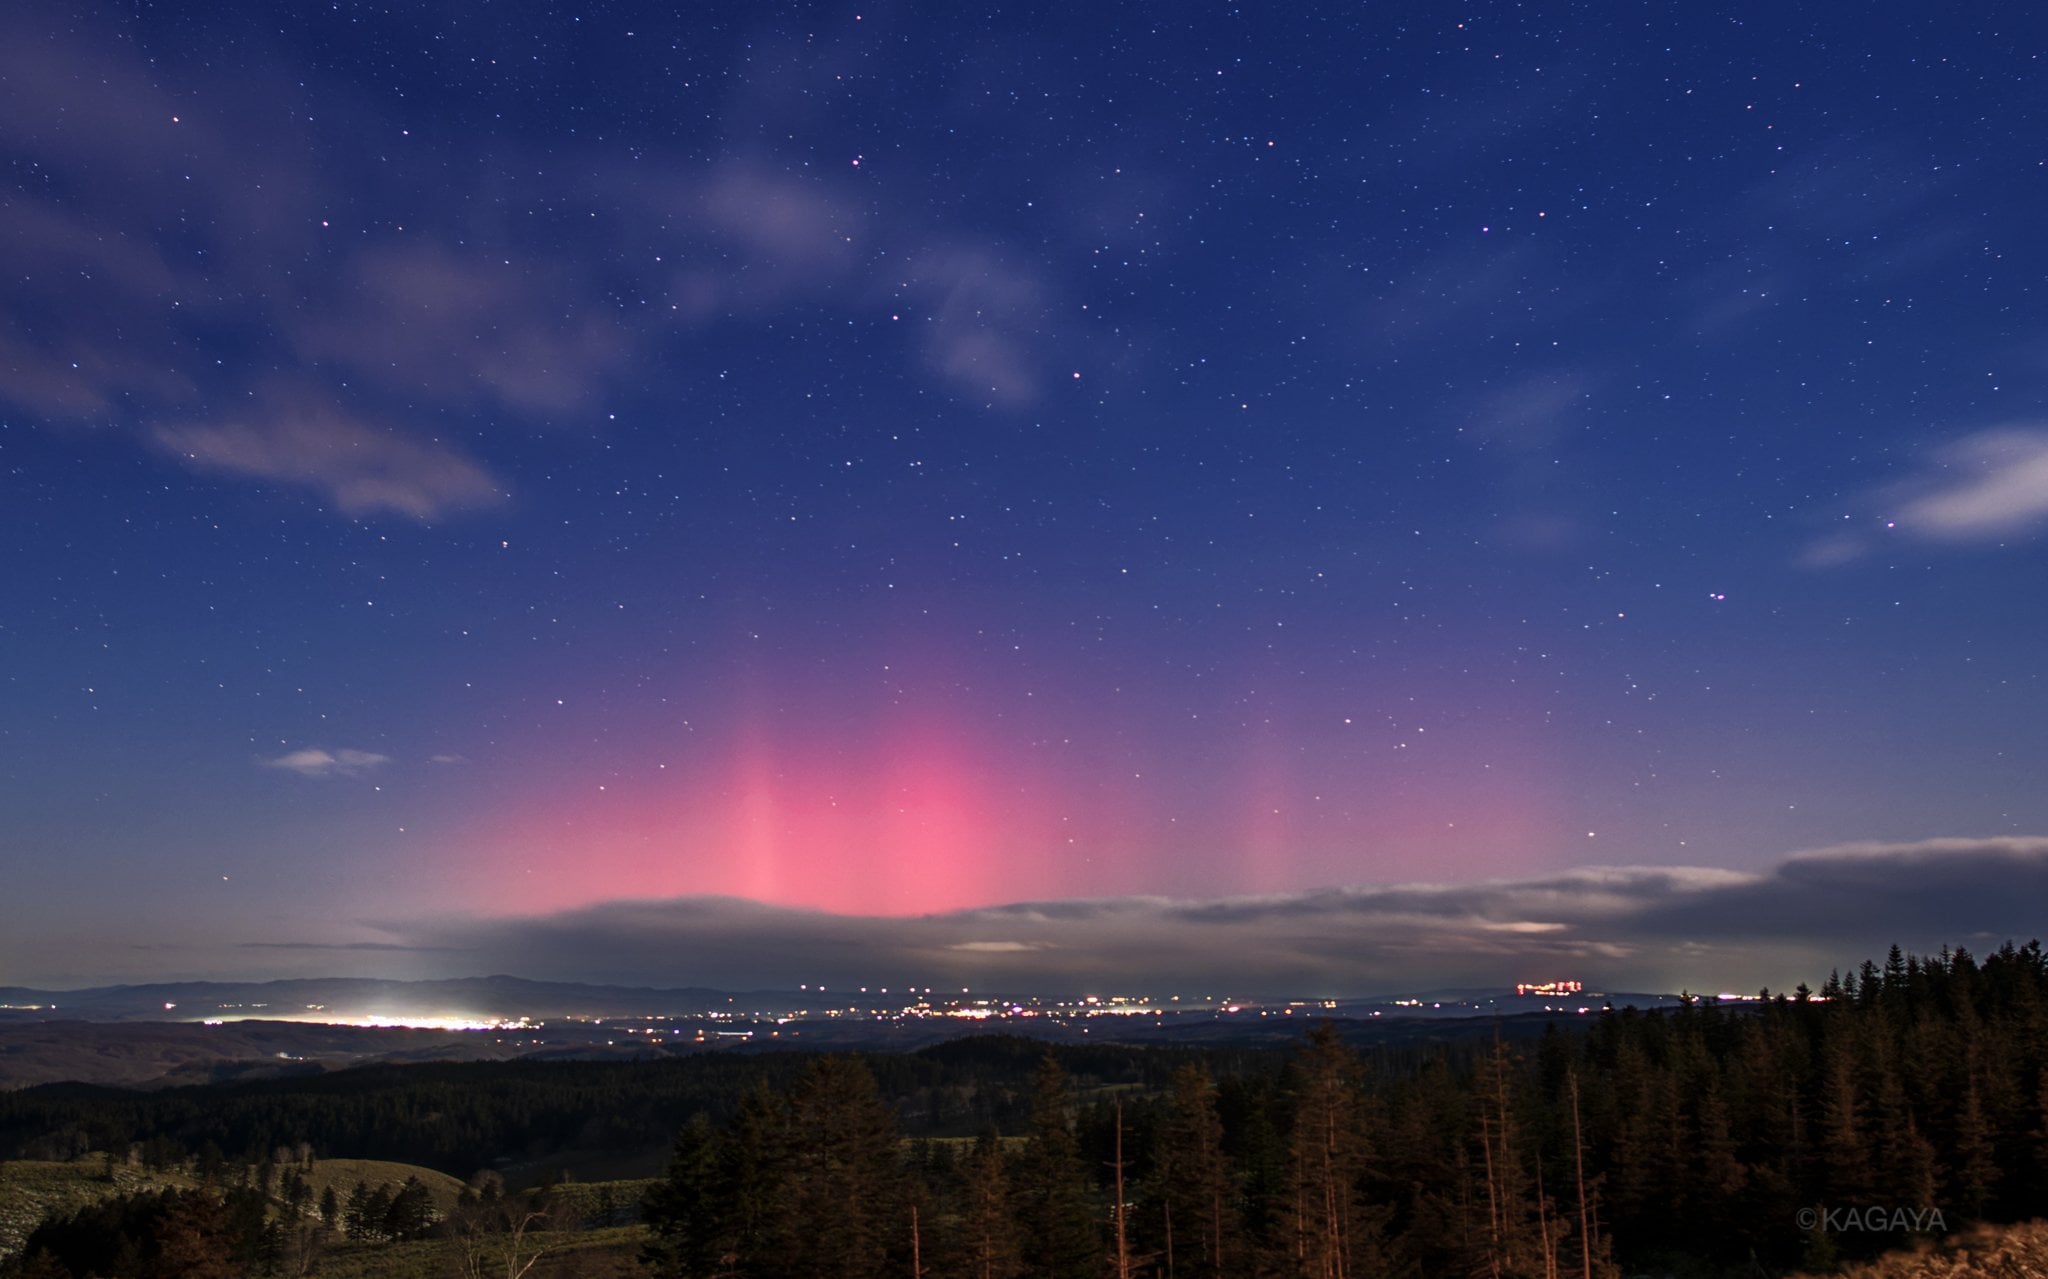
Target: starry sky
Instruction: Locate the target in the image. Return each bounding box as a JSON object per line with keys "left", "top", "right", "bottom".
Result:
{"left": 6, "top": 1, "right": 2048, "bottom": 992}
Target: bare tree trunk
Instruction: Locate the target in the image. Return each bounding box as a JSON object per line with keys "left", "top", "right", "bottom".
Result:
{"left": 1294, "top": 1147, "right": 1308, "bottom": 1268}
{"left": 1164, "top": 1196, "right": 1174, "bottom": 1279}
{"left": 1114, "top": 1099, "right": 1131, "bottom": 1279}
{"left": 1325, "top": 1106, "right": 1346, "bottom": 1279}
{"left": 1480, "top": 1111, "right": 1502, "bottom": 1279}
{"left": 1571, "top": 1070, "right": 1594, "bottom": 1279}
{"left": 1495, "top": 1041, "right": 1518, "bottom": 1268}
{"left": 911, "top": 1203, "right": 923, "bottom": 1279}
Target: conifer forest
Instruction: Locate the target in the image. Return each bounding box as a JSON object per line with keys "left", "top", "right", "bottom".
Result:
{"left": 3, "top": 942, "right": 2046, "bottom": 1277}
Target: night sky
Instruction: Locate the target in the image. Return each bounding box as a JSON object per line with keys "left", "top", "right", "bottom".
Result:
{"left": 6, "top": 2, "right": 2048, "bottom": 993}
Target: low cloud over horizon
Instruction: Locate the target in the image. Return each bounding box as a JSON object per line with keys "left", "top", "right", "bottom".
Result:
{"left": 354, "top": 837, "right": 2048, "bottom": 997}
{"left": 260, "top": 747, "right": 392, "bottom": 779}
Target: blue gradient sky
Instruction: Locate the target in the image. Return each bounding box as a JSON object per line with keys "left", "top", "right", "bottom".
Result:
{"left": 5, "top": 1, "right": 2047, "bottom": 989}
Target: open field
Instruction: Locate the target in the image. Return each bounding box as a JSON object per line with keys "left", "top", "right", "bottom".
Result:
{"left": 307, "top": 1224, "right": 648, "bottom": 1279}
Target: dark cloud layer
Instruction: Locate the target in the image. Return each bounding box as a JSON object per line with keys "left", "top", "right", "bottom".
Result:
{"left": 386, "top": 839, "right": 2048, "bottom": 996}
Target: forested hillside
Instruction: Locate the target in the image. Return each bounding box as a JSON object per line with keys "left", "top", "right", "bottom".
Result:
{"left": 2, "top": 941, "right": 2044, "bottom": 1276}
{"left": 639, "top": 941, "right": 2048, "bottom": 1277}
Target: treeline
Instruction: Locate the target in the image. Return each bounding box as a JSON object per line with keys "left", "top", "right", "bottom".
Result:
{"left": 641, "top": 941, "right": 2048, "bottom": 1277}
{"left": 10, "top": 1167, "right": 577, "bottom": 1278}
{"left": 643, "top": 1035, "right": 1445, "bottom": 1279}
{"left": 10, "top": 1187, "right": 273, "bottom": 1279}
{"left": 0, "top": 1052, "right": 817, "bottom": 1174}
{"left": 641, "top": 1031, "right": 1607, "bottom": 1278}
{"left": 1575, "top": 942, "right": 2048, "bottom": 1269}
{"left": 0, "top": 1038, "right": 1277, "bottom": 1175}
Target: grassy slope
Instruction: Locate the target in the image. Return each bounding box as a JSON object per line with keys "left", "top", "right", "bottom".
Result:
{"left": 0, "top": 1155, "right": 658, "bottom": 1275}
{"left": 312, "top": 1224, "right": 647, "bottom": 1278}
{"left": 0, "top": 1160, "right": 196, "bottom": 1261}
{"left": 0, "top": 1156, "right": 469, "bottom": 1262}
{"left": 298, "top": 1157, "right": 468, "bottom": 1212}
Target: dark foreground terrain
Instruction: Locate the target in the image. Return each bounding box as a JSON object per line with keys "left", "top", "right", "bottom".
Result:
{"left": 2, "top": 941, "right": 2044, "bottom": 1277}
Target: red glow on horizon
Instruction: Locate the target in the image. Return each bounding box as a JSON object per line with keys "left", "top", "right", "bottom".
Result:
{"left": 1237, "top": 727, "right": 1301, "bottom": 892}
{"left": 703, "top": 708, "right": 1004, "bottom": 913}
{"left": 462, "top": 701, "right": 1077, "bottom": 918}
{"left": 450, "top": 689, "right": 1573, "bottom": 920}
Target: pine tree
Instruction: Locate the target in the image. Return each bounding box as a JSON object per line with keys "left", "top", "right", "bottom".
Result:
{"left": 1884, "top": 944, "right": 1908, "bottom": 998}
{"left": 957, "top": 1128, "right": 1021, "bottom": 1279}
{"left": 723, "top": 1080, "right": 795, "bottom": 1275}
{"left": 1377, "top": 1056, "right": 1470, "bottom": 1277}
{"left": 1567, "top": 1071, "right": 1616, "bottom": 1279}
{"left": 1817, "top": 1035, "right": 1873, "bottom": 1204}
{"left": 779, "top": 1056, "right": 905, "bottom": 1279}
{"left": 1219, "top": 1069, "right": 1290, "bottom": 1261}
{"left": 362, "top": 1182, "right": 396, "bottom": 1242}
{"left": 1684, "top": 1076, "right": 1747, "bottom": 1252}
{"left": 2030, "top": 1072, "right": 2048, "bottom": 1206}
{"left": 1474, "top": 1033, "right": 1541, "bottom": 1278}
{"left": 1012, "top": 1056, "right": 1103, "bottom": 1279}
{"left": 1157, "top": 1063, "right": 1236, "bottom": 1278}
{"left": 1285, "top": 1023, "right": 1384, "bottom": 1279}
{"left": 1950, "top": 1071, "right": 2000, "bottom": 1218}
{"left": 148, "top": 1190, "right": 239, "bottom": 1279}
{"left": 1866, "top": 1035, "right": 1938, "bottom": 1214}
{"left": 1111, "top": 1098, "right": 1132, "bottom": 1279}
{"left": 385, "top": 1175, "right": 436, "bottom": 1240}
{"left": 16, "top": 1249, "right": 71, "bottom": 1279}
{"left": 279, "top": 1166, "right": 310, "bottom": 1219}
{"left": 1605, "top": 1040, "right": 1678, "bottom": 1242}
{"left": 342, "top": 1179, "right": 372, "bottom": 1240}
{"left": 643, "top": 1114, "right": 728, "bottom": 1277}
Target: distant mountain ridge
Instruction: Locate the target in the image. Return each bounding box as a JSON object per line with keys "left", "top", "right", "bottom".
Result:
{"left": 0, "top": 975, "right": 760, "bottom": 1022}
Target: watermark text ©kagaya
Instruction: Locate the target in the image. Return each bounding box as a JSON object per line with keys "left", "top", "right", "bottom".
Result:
{"left": 1796, "top": 1206, "right": 1947, "bottom": 1233}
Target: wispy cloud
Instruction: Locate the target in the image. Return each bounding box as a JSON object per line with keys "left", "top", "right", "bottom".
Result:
{"left": 655, "top": 161, "right": 870, "bottom": 323}
{"left": 905, "top": 243, "right": 1049, "bottom": 404}
{"left": 152, "top": 397, "right": 505, "bottom": 521}
{"left": 0, "top": 17, "right": 580, "bottom": 516}
{"left": 261, "top": 748, "right": 392, "bottom": 779}
{"left": 0, "top": 10, "right": 316, "bottom": 426}
{"left": 704, "top": 163, "right": 867, "bottom": 281}
{"left": 1688, "top": 139, "right": 1967, "bottom": 341}
{"left": 7, "top": 14, "right": 1082, "bottom": 525}
{"left": 239, "top": 940, "right": 464, "bottom": 953}
{"left": 390, "top": 838, "right": 2048, "bottom": 995}
{"left": 1804, "top": 426, "right": 2048, "bottom": 564}
{"left": 1893, "top": 429, "right": 2048, "bottom": 540}
{"left": 294, "top": 245, "right": 628, "bottom": 417}
{"left": 945, "top": 940, "right": 1049, "bottom": 954}
{"left": 1460, "top": 372, "right": 1596, "bottom": 452}
{"left": 0, "top": 199, "right": 194, "bottom": 417}
{"left": 1451, "top": 369, "right": 1603, "bottom": 553}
